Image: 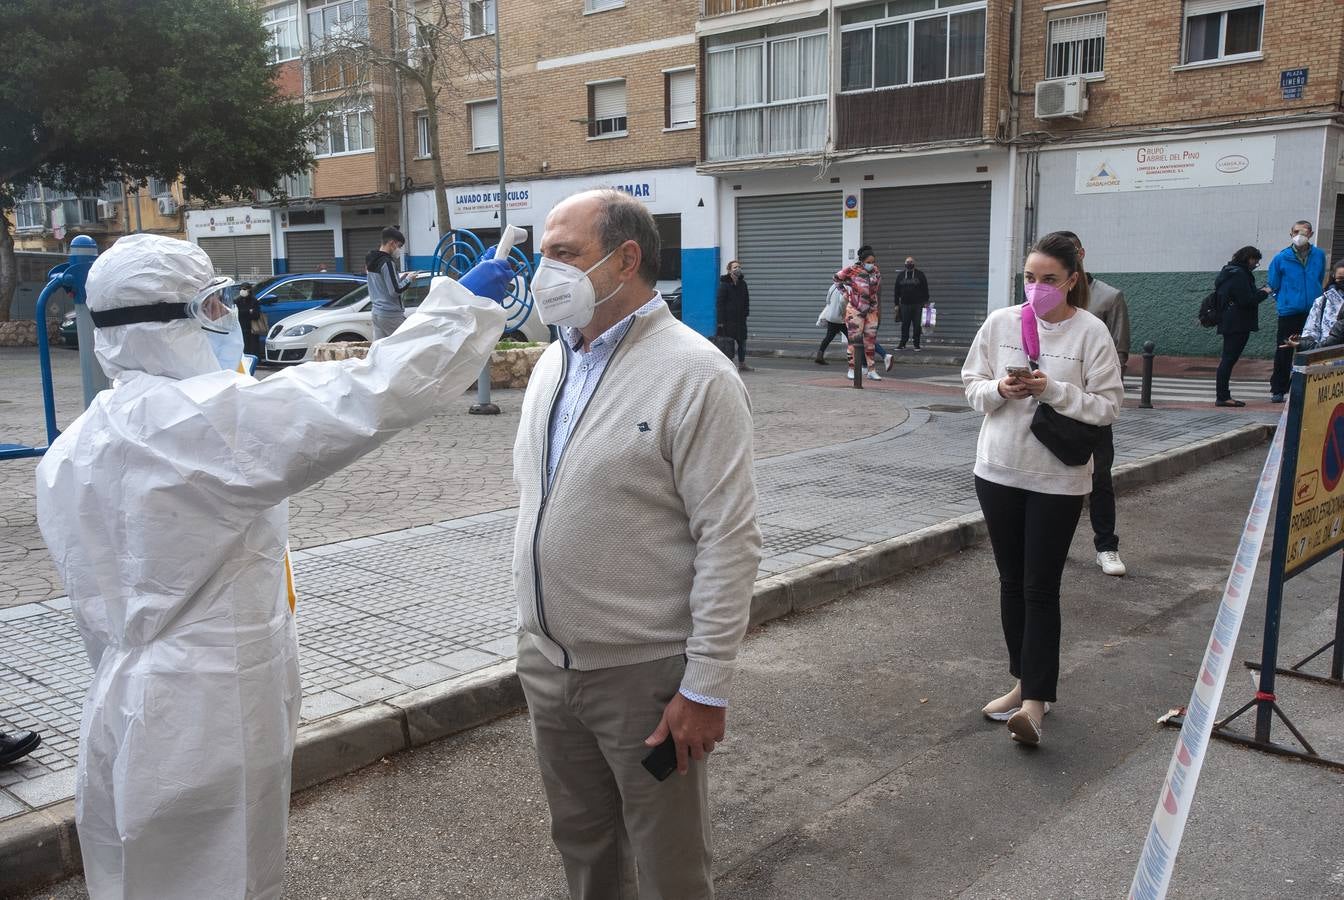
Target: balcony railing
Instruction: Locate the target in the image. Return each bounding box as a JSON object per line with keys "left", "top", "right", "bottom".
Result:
{"left": 701, "top": 0, "right": 796, "bottom": 17}
{"left": 704, "top": 99, "right": 826, "bottom": 162}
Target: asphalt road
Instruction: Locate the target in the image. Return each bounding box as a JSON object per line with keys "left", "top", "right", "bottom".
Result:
{"left": 22, "top": 443, "right": 1344, "bottom": 899}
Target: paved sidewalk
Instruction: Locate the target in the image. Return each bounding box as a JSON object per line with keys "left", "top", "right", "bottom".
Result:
{"left": 0, "top": 366, "right": 1272, "bottom": 824}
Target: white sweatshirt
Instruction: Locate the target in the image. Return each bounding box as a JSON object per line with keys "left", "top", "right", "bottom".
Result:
{"left": 962, "top": 305, "right": 1124, "bottom": 495}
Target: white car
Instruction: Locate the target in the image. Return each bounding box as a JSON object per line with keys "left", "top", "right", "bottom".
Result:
{"left": 263, "top": 272, "right": 548, "bottom": 365}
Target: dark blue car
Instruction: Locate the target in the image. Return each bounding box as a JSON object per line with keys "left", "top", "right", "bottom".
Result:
{"left": 233, "top": 273, "right": 367, "bottom": 346}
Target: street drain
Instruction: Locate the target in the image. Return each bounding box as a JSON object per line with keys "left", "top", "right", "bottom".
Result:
{"left": 920, "top": 404, "right": 973, "bottom": 413}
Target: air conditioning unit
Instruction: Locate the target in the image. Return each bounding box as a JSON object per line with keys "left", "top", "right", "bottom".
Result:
{"left": 157, "top": 196, "right": 179, "bottom": 216}
{"left": 1035, "top": 76, "right": 1088, "bottom": 119}
{"left": 96, "top": 199, "right": 117, "bottom": 221}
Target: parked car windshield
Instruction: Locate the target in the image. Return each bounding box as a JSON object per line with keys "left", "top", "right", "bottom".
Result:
{"left": 322, "top": 274, "right": 432, "bottom": 310}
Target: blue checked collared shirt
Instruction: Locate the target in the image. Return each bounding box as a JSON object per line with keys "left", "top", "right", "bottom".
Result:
{"left": 545, "top": 293, "right": 727, "bottom": 708}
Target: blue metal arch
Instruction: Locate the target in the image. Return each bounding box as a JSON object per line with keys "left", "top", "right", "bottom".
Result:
{"left": 430, "top": 229, "right": 535, "bottom": 333}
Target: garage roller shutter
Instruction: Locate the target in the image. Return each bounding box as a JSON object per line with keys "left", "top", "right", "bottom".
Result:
{"left": 862, "top": 181, "right": 991, "bottom": 346}
{"left": 285, "top": 230, "right": 336, "bottom": 273}
{"left": 197, "top": 235, "right": 273, "bottom": 280}
{"left": 735, "top": 192, "right": 842, "bottom": 344}
{"left": 343, "top": 227, "right": 385, "bottom": 267}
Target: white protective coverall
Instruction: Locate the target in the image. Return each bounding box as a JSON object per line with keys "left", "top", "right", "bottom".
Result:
{"left": 35, "top": 234, "right": 507, "bottom": 899}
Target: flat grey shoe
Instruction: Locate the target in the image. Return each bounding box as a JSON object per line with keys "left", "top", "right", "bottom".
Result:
{"left": 984, "top": 701, "right": 1051, "bottom": 722}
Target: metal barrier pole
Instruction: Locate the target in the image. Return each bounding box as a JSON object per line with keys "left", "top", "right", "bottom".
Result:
{"left": 67, "top": 236, "right": 105, "bottom": 407}
{"left": 34, "top": 278, "right": 62, "bottom": 446}
{"left": 851, "top": 335, "right": 863, "bottom": 389}
{"left": 1139, "top": 340, "right": 1155, "bottom": 409}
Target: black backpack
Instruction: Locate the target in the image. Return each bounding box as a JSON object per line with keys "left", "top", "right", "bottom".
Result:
{"left": 1197, "top": 289, "right": 1221, "bottom": 328}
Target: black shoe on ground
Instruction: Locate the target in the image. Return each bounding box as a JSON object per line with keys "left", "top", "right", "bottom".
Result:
{"left": 0, "top": 730, "right": 41, "bottom": 766}
{"left": 738, "top": 363, "right": 754, "bottom": 372}
{"left": 1271, "top": 393, "right": 1286, "bottom": 403}
{"left": 1215, "top": 398, "right": 1246, "bottom": 407}
{"left": 815, "top": 353, "right": 828, "bottom": 365}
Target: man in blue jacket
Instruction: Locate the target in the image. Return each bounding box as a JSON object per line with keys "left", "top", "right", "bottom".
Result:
{"left": 1267, "top": 220, "right": 1328, "bottom": 402}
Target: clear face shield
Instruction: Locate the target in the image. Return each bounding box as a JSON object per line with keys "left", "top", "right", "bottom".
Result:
{"left": 185, "top": 277, "right": 239, "bottom": 334}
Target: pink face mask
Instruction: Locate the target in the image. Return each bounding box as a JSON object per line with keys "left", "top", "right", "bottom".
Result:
{"left": 1024, "top": 280, "right": 1067, "bottom": 316}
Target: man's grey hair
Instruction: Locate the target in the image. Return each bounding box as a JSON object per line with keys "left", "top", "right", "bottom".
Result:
{"left": 588, "top": 189, "right": 660, "bottom": 286}
{"left": 1294, "top": 220, "right": 1314, "bottom": 232}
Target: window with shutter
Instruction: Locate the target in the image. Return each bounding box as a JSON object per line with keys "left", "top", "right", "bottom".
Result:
{"left": 1046, "top": 10, "right": 1106, "bottom": 78}
{"left": 589, "top": 81, "right": 627, "bottom": 138}
{"left": 415, "top": 112, "right": 431, "bottom": 158}
{"left": 470, "top": 101, "right": 499, "bottom": 151}
{"left": 666, "top": 70, "right": 696, "bottom": 129}
{"left": 1181, "top": 0, "right": 1263, "bottom": 64}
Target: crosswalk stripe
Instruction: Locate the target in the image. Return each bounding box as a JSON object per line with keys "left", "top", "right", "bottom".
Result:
{"left": 909, "top": 374, "right": 1268, "bottom": 402}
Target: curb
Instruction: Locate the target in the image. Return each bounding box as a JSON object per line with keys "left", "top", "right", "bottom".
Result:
{"left": 0, "top": 421, "right": 1274, "bottom": 895}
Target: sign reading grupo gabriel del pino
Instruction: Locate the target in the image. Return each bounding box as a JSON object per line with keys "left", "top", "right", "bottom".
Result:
{"left": 1284, "top": 358, "right": 1344, "bottom": 575}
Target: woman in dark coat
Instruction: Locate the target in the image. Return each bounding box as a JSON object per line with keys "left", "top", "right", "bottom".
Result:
{"left": 1214, "top": 246, "right": 1270, "bottom": 407}
{"left": 235, "top": 283, "right": 264, "bottom": 360}
{"left": 716, "top": 260, "right": 751, "bottom": 372}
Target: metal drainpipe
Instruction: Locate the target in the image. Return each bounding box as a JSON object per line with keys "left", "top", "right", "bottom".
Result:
{"left": 389, "top": 1, "right": 408, "bottom": 213}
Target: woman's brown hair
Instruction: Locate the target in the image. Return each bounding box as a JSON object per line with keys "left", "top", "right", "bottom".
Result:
{"left": 1029, "top": 231, "right": 1090, "bottom": 310}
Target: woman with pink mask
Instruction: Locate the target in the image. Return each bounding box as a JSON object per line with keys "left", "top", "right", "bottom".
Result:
{"left": 961, "top": 231, "right": 1123, "bottom": 747}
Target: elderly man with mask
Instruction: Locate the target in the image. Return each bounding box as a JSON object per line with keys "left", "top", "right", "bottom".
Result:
{"left": 513, "top": 189, "right": 761, "bottom": 899}
{"left": 35, "top": 233, "right": 512, "bottom": 899}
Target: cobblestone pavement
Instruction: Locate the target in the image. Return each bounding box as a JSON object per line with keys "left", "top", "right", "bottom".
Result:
{"left": 1, "top": 351, "right": 1271, "bottom": 822}
{"left": 0, "top": 349, "right": 902, "bottom": 609}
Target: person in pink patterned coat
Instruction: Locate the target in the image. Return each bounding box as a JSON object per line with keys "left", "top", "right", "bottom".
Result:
{"left": 836, "top": 245, "right": 884, "bottom": 380}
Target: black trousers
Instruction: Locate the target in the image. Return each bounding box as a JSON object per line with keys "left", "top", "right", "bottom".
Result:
{"left": 1090, "top": 425, "right": 1117, "bottom": 552}
{"left": 975, "top": 476, "right": 1085, "bottom": 702}
{"left": 898, "top": 304, "right": 922, "bottom": 348}
{"left": 728, "top": 336, "right": 746, "bottom": 364}
{"left": 818, "top": 321, "right": 847, "bottom": 354}
{"left": 1217, "top": 331, "right": 1251, "bottom": 402}
{"left": 1270, "top": 313, "right": 1308, "bottom": 396}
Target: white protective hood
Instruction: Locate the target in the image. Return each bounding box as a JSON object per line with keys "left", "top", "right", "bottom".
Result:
{"left": 87, "top": 233, "right": 222, "bottom": 382}
{"left": 35, "top": 271, "right": 507, "bottom": 899}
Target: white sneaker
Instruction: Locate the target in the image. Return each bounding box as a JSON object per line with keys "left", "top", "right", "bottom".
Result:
{"left": 1097, "top": 550, "right": 1126, "bottom": 576}
{"left": 866, "top": 368, "right": 882, "bottom": 381}
{"left": 884, "top": 353, "right": 894, "bottom": 372}
{"left": 846, "top": 368, "right": 855, "bottom": 380}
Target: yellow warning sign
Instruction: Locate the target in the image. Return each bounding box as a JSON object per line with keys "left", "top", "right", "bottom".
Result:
{"left": 1285, "top": 366, "right": 1344, "bottom": 574}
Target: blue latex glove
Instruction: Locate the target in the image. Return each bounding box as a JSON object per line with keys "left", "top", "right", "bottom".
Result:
{"left": 459, "top": 247, "right": 516, "bottom": 303}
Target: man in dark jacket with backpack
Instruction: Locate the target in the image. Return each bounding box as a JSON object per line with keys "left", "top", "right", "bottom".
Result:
{"left": 1213, "top": 245, "right": 1270, "bottom": 408}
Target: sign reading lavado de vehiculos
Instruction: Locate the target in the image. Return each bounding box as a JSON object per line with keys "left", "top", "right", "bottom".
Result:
{"left": 1075, "top": 135, "right": 1276, "bottom": 194}
{"left": 449, "top": 179, "right": 657, "bottom": 218}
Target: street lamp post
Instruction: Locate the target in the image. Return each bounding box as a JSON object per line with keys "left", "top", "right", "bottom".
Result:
{"left": 469, "top": 10, "right": 508, "bottom": 416}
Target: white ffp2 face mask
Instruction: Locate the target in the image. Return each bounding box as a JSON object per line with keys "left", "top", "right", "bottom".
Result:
{"left": 1293, "top": 233, "right": 1311, "bottom": 248}
{"left": 531, "top": 247, "right": 622, "bottom": 329}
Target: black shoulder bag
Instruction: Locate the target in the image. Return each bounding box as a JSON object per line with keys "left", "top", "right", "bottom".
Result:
{"left": 1021, "top": 305, "right": 1102, "bottom": 466}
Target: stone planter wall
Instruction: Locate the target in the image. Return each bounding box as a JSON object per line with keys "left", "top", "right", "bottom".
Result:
{"left": 310, "top": 342, "right": 547, "bottom": 390}
{"left": 0, "top": 319, "right": 60, "bottom": 347}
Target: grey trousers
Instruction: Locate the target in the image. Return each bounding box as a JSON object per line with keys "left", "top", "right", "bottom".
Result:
{"left": 517, "top": 634, "right": 713, "bottom": 900}
{"left": 371, "top": 310, "right": 405, "bottom": 340}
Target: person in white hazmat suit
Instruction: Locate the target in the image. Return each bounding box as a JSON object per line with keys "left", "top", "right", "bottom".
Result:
{"left": 34, "top": 233, "right": 512, "bottom": 899}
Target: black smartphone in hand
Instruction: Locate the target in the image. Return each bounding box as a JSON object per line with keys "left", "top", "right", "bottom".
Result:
{"left": 641, "top": 735, "right": 678, "bottom": 781}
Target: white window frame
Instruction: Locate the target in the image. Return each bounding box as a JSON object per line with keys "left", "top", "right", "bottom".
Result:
{"left": 1046, "top": 9, "right": 1106, "bottom": 79}
{"left": 262, "top": 2, "right": 301, "bottom": 63}
{"left": 665, "top": 66, "right": 697, "bottom": 131}
{"left": 584, "top": 0, "right": 625, "bottom": 12}
{"left": 1179, "top": 0, "right": 1264, "bottom": 67}
{"left": 313, "top": 106, "right": 375, "bottom": 157}
{"left": 256, "top": 170, "right": 314, "bottom": 202}
{"left": 839, "top": 0, "right": 987, "bottom": 94}
{"left": 468, "top": 99, "right": 499, "bottom": 152}
{"left": 14, "top": 183, "right": 45, "bottom": 231}
{"left": 306, "top": 0, "right": 368, "bottom": 51}
{"left": 587, "top": 79, "right": 628, "bottom": 140}
{"left": 415, "top": 111, "right": 432, "bottom": 158}
{"left": 463, "top": 0, "right": 496, "bottom": 38}
{"left": 703, "top": 29, "right": 828, "bottom": 160}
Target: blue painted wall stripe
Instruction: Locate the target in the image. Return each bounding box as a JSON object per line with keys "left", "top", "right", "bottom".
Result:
{"left": 273, "top": 258, "right": 288, "bottom": 275}
{"left": 681, "top": 247, "right": 720, "bottom": 337}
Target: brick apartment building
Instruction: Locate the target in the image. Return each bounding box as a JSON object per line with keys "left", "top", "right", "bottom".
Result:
{"left": 696, "top": 0, "right": 1344, "bottom": 356}
{"left": 189, "top": 0, "right": 410, "bottom": 280}
{"left": 184, "top": 0, "right": 1344, "bottom": 355}
{"left": 398, "top": 0, "right": 717, "bottom": 312}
